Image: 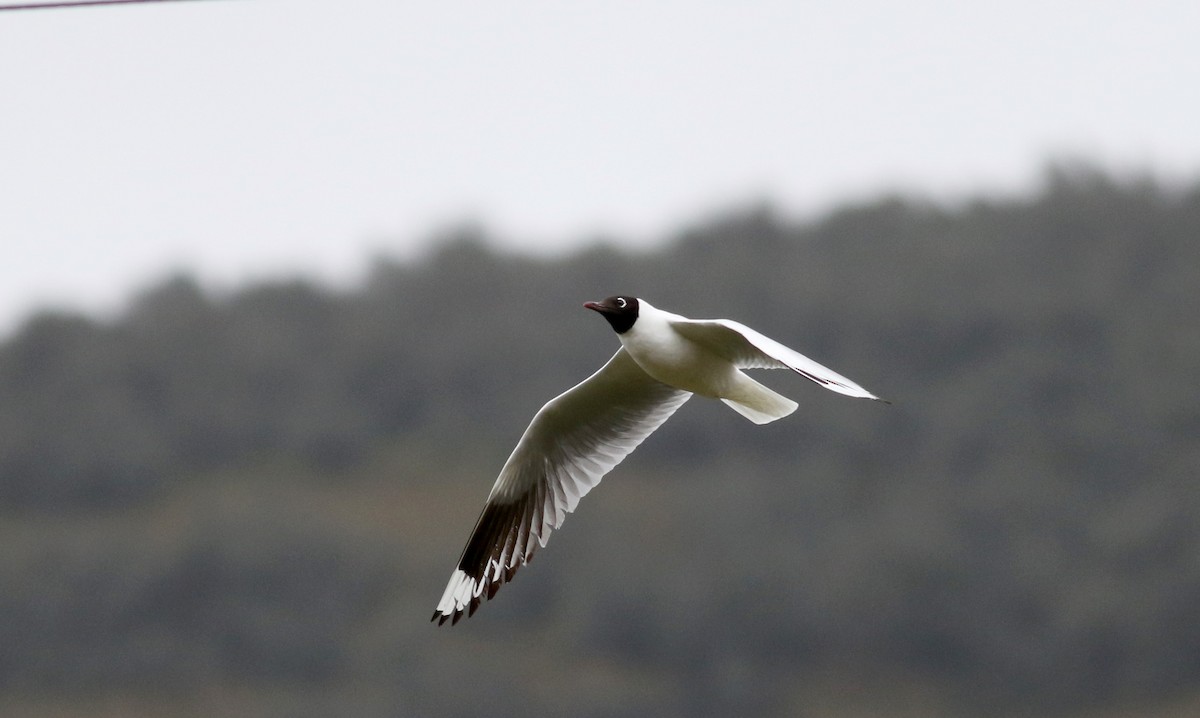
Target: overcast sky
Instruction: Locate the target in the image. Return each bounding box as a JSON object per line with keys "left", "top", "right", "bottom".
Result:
{"left": 1, "top": 0, "right": 1197, "bottom": 334}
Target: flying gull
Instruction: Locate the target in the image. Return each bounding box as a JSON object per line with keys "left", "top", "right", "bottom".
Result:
{"left": 432, "top": 296, "right": 885, "bottom": 625}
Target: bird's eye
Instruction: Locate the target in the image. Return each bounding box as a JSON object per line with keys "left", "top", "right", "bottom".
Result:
{"left": 616, "top": 297, "right": 627, "bottom": 308}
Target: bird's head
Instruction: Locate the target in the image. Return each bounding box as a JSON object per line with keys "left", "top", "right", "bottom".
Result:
{"left": 583, "top": 296, "right": 640, "bottom": 334}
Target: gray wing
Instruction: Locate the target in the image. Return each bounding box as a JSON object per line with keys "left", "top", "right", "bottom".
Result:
{"left": 432, "top": 347, "right": 692, "bottom": 625}
{"left": 671, "top": 318, "right": 885, "bottom": 401}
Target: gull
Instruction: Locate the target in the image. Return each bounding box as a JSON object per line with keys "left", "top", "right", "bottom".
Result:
{"left": 432, "top": 296, "right": 885, "bottom": 625}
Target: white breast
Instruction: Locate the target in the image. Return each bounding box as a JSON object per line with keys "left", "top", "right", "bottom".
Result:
{"left": 618, "top": 302, "right": 737, "bottom": 397}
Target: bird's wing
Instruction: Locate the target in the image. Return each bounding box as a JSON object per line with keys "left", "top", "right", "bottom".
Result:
{"left": 670, "top": 318, "right": 885, "bottom": 401}
{"left": 432, "top": 347, "right": 692, "bottom": 625}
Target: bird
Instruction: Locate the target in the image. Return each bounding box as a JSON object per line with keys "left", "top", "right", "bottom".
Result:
{"left": 432, "top": 296, "right": 885, "bottom": 625}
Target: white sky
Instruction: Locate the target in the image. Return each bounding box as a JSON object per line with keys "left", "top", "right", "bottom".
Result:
{"left": 1, "top": 0, "right": 1198, "bottom": 334}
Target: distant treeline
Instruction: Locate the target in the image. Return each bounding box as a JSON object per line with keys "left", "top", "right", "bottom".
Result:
{"left": 1, "top": 163, "right": 1198, "bottom": 717}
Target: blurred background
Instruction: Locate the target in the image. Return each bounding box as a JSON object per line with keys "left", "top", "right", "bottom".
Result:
{"left": 1, "top": 1, "right": 1199, "bottom": 716}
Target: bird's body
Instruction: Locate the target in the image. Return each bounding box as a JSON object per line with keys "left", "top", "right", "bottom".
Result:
{"left": 618, "top": 303, "right": 728, "bottom": 393}
{"left": 432, "top": 297, "right": 884, "bottom": 625}
{"left": 619, "top": 302, "right": 799, "bottom": 423}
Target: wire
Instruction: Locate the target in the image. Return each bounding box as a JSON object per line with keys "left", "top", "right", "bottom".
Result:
{"left": 0, "top": 0, "right": 223, "bottom": 10}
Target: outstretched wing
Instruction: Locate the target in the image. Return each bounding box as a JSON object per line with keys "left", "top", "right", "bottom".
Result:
{"left": 432, "top": 347, "right": 692, "bottom": 625}
{"left": 671, "top": 318, "right": 885, "bottom": 401}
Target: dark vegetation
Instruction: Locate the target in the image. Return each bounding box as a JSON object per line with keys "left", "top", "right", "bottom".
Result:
{"left": 1, "top": 164, "right": 1198, "bottom": 716}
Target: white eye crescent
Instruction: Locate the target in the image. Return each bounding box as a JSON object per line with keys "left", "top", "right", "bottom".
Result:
{"left": 616, "top": 297, "right": 627, "bottom": 308}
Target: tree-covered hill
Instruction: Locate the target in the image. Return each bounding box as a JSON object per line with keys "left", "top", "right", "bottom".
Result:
{"left": 0, "top": 164, "right": 1197, "bottom": 717}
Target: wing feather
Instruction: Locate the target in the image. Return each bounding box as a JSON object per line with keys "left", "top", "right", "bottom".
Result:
{"left": 671, "top": 318, "right": 885, "bottom": 401}
{"left": 432, "top": 347, "right": 691, "bottom": 625}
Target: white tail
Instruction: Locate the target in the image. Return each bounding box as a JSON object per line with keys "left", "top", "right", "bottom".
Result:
{"left": 720, "top": 375, "right": 798, "bottom": 424}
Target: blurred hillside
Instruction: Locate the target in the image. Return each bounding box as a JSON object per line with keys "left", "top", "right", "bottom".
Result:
{"left": 1, "top": 164, "right": 1198, "bottom": 717}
